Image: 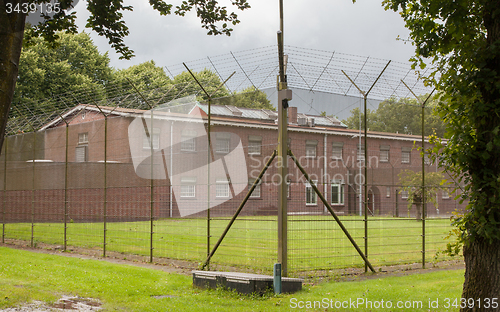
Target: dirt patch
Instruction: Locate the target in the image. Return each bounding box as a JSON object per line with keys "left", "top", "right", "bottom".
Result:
{"left": 0, "top": 296, "right": 102, "bottom": 312}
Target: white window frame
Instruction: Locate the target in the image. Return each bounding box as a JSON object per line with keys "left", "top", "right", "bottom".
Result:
{"left": 216, "top": 179, "right": 230, "bottom": 198}
{"left": 305, "top": 180, "right": 317, "bottom": 206}
{"left": 380, "top": 145, "right": 390, "bottom": 163}
{"left": 180, "top": 177, "right": 196, "bottom": 198}
{"left": 78, "top": 132, "right": 88, "bottom": 144}
{"left": 75, "top": 145, "right": 87, "bottom": 162}
{"left": 181, "top": 129, "right": 196, "bottom": 152}
{"left": 248, "top": 135, "right": 262, "bottom": 155}
{"left": 248, "top": 178, "right": 261, "bottom": 198}
{"left": 401, "top": 190, "right": 409, "bottom": 199}
{"left": 402, "top": 147, "right": 411, "bottom": 164}
{"left": 305, "top": 140, "right": 317, "bottom": 158}
{"left": 332, "top": 142, "right": 343, "bottom": 160}
{"left": 143, "top": 127, "right": 160, "bottom": 150}
{"left": 331, "top": 181, "right": 344, "bottom": 205}
{"left": 424, "top": 152, "right": 431, "bottom": 165}
{"left": 215, "top": 134, "right": 230, "bottom": 154}
{"left": 442, "top": 189, "right": 450, "bottom": 199}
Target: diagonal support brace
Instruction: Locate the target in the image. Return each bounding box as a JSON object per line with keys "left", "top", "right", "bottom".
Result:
{"left": 200, "top": 150, "right": 277, "bottom": 270}
{"left": 288, "top": 150, "right": 376, "bottom": 273}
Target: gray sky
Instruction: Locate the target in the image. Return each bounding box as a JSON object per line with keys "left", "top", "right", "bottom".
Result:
{"left": 74, "top": 0, "right": 415, "bottom": 70}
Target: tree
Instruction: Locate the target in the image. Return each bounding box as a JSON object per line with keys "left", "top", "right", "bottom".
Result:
{"left": 383, "top": 0, "right": 500, "bottom": 307}
{"left": 13, "top": 31, "right": 112, "bottom": 115}
{"left": 342, "top": 96, "right": 446, "bottom": 137}
{"left": 398, "top": 169, "right": 444, "bottom": 220}
{"left": 215, "top": 87, "right": 275, "bottom": 110}
{"left": 0, "top": 0, "right": 250, "bottom": 151}
{"left": 172, "top": 69, "right": 230, "bottom": 101}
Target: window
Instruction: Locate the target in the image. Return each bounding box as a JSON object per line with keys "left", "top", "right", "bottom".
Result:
{"left": 331, "top": 181, "right": 344, "bottom": 205}
{"left": 380, "top": 145, "right": 390, "bottom": 162}
{"left": 357, "top": 144, "right": 365, "bottom": 162}
{"left": 181, "top": 129, "right": 196, "bottom": 152}
{"left": 424, "top": 152, "right": 431, "bottom": 165}
{"left": 332, "top": 142, "right": 343, "bottom": 159}
{"left": 216, "top": 179, "right": 230, "bottom": 198}
{"left": 215, "top": 133, "right": 230, "bottom": 154}
{"left": 78, "top": 132, "right": 88, "bottom": 144}
{"left": 143, "top": 128, "right": 160, "bottom": 150}
{"left": 248, "top": 135, "right": 262, "bottom": 155}
{"left": 287, "top": 180, "right": 291, "bottom": 198}
{"left": 180, "top": 177, "right": 196, "bottom": 198}
{"left": 305, "top": 181, "right": 317, "bottom": 205}
{"left": 442, "top": 189, "right": 450, "bottom": 199}
{"left": 401, "top": 190, "right": 409, "bottom": 199}
{"left": 305, "top": 140, "right": 317, "bottom": 158}
{"left": 402, "top": 147, "right": 411, "bottom": 164}
{"left": 248, "top": 178, "right": 261, "bottom": 198}
{"left": 386, "top": 187, "right": 391, "bottom": 198}
{"left": 75, "top": 146, "right": 87, "bottom": 162}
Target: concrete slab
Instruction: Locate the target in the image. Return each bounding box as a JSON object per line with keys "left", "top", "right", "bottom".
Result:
{"left": 192, "top": 270, "right": 303, "bottom": 294}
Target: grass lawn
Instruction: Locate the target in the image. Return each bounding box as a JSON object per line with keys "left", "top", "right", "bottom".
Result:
{"left": 2, "top": 216, "right": 454, "bottom": 274}
{"left": 0, "top": 246, "right": 464, "bottom": 311}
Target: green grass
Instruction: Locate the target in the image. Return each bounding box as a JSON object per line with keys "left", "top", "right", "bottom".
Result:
{"left": 0, "top": 246, "right": 464, "bottom": 311}
{"left": 2, "top": 216, "right": 454, "bottom": 274}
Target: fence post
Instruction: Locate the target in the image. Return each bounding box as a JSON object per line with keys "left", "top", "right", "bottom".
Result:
{"left": 31, "top": 130, "right": 36, "bottom": 247}
{"left": 2, "top": 139, "right": 7, "bottom": 243}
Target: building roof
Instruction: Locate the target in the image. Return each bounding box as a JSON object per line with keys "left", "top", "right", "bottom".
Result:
{"left": 39, "top": 103, "right": 436, "bottom": 143}
{"left": 194, "top": 103, "right": 347, "bottom": 128}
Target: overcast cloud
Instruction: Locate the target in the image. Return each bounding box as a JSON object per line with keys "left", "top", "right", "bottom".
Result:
{"left": 73, "top": 0, "right": 415, "bottom": 70}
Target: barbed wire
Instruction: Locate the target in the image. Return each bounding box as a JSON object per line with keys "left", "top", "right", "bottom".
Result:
{"left": 9, "top": 45, "right": 434, "bottom": 134}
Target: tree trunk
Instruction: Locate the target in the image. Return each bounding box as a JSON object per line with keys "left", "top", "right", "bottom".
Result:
{"left": 461, "top": 238, "right": 500, "bottom": 312}
{"left": 415, "top": 202, "right": 421, "bottom": 221}
{"left": 0, "top": 1, "right": 26, "bottom": 150}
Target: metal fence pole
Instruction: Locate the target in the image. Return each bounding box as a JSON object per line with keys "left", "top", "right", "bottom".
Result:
{"left": 31, "top": 130, "right": 36, "bottom": 247}
{"left": 182, "top": 64, "right": 235, "bottom": 270}
{"left": 2, "top": 139, "right": 7, "bottom": 243}
{"left": 64, "top": 123, "right": 69, "bottom": 251}
{"left": 401, "top": 81, "right": 435, "bottom": 269}
{"left": 341, "top": 61, "right": 390, "bottom": 272}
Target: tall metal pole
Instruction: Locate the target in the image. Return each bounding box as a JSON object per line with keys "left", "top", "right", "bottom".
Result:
{"left": 421, "top": 102, "right": 425, "bottom": 268}
{"left": 400, "top": 81, "right": 435, "bottom": 270}
{"left": 341, "top": 61, "right": 390, "bottom": 273}
{"left": 207, "top": 97, "right": 211, "bottom": 269}
{"left": 182, "top": 64, "right": 235, "bottom": 270}
{"left": 31, "top": 129, "right": 36, "bottom": 247}
{"left": 64, "top": 123, "right": 69, "bottom": 251}
{"left": 363, "top": 94, "right": 368, "bottom": 273}
{"left": 150, "top": 109, "right": 154, "bottom": 263}
{"left": 277, "top": 0, "right": 291, "bottom": 277}
{"left": 2, "top": 139, "right": 7, "bottom": 243}
{"left": 104, "top": 114, "right": 108, "bottom": 257}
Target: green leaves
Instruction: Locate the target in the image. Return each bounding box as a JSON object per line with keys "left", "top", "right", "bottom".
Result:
{"left": 342, "top": 95, "right": 446, "bottom": 137}
{"left": 385, "top": 0, "right": 500, "bottom": 245}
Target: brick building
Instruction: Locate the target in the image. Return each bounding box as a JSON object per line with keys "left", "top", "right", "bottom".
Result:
{"left": 1, "top": 103, "right": 464, "bottom": 222}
